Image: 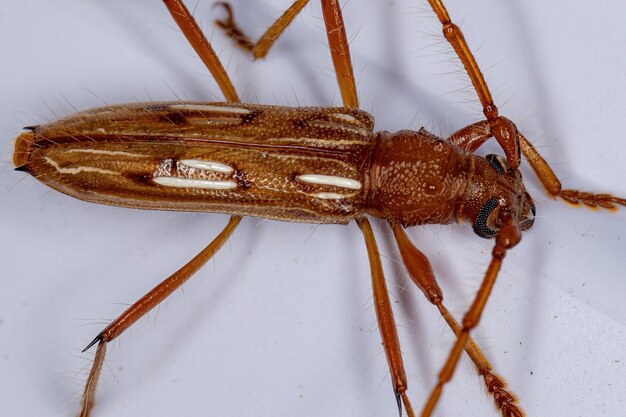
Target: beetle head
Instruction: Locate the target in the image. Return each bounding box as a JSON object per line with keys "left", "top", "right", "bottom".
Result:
{"left": 458, "top": 154, "right": 536, "bottom": 239}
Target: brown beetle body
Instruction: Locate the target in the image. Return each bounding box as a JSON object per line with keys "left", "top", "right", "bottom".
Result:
{"left": 15, "top": 101, "right": 532, "bottom": 232}
{"left": 15, "top": 102, "right": 459, "bottom": 225}
{"left": 8, "top": 0, "right": 625, "bottom": 416}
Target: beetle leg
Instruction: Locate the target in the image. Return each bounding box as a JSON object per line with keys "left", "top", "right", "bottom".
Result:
{"left": 448, "top": 118, "right": 521, "bottom": 169}
{"left": 431, "top": 1, "right": 625, "bottom": 209}
{"left": 214, "top": 0, "right": 310, "bottom": 60}
{"left": 78, "top": 216, "right": 242, "bottom": 417}
{"left": 425, "top": 0, "right": 519, "bottom": 168}
{"left": 420, "top": 217, "right": 521, "bottom": 417}
{"left": 163, "top": 0, "right": 239, "bottom": 102}
{"left": 215, "top": 0, "right": 359, "bottom": 108}
{"left": 447, "top": 123, "right": 626, "bottom": 211}
{"left": 391, "top": 222, "right": 524, "bottom": 417}
{"left": 357, "top": 218, "right": 415, "bottom": 417}
{"left": 320, "top": 0, "right": 359, "bottom": 108}
{"left": 447, "top": 120, "right": 491, "bottom": 151}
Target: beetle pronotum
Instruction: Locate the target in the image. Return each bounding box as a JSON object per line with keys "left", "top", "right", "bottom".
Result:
{"left": 3, "top": 0, "right": 626, "bottom": 416}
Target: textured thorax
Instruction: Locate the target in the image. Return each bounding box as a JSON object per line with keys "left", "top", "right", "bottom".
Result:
{"left": 367, "top": 129, "right": 471, "bottom": 226}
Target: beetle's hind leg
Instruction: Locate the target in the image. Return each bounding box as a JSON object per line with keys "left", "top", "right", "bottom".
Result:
{"left": 214, "top": 0, "right": 310, "bottom": 60}
{"left": 79, "top": 217, "right": 241, "bottom": 417}
{"left": 79, "top": 4, "right": 246, "bottom": 415}
{"left": 215, "top": 0, "right": 359, "bottom": 108}
{"left": 213, "top": 2, "right": 255, "bottom": 52}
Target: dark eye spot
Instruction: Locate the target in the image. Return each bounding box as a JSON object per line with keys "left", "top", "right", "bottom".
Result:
{"left": 473, "top": 198, "right": 499, "bottom": 239}
{"left": 520, "top": 193, "right": 536, "bottom": 231}
{"left": 486, "top": 154, "right": 508, "bottom": 175}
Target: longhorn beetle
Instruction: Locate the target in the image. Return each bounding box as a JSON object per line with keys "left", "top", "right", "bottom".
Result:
{"left": 3, "top": 0, "right": 616, "bottom": 416}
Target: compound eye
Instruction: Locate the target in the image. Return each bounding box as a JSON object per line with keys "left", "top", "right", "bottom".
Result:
{"left": 486, "top": 154, "right": 509, "bottom": 175}
{"left": 519, "top": 193, "right": 536, "bottom": 231}
{"left": 473, "top": 198, "right": 500, "bottom": 238}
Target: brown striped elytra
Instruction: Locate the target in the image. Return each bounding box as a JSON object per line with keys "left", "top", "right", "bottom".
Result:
{"left": 2, "top": 1, "right": 626, "bottom": 417}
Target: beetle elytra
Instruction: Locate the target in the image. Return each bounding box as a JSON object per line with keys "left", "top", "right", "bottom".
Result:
{"left": 2, "top": 0, "right": 626, "bottom": 416}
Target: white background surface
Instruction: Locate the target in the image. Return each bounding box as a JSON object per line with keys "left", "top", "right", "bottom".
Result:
{"left": 1, "top": 1, "right": 626, "bottom": 417}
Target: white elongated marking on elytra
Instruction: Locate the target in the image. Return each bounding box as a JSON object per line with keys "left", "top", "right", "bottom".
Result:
{"left": 312, "top": 192, "right": 348, "bottom": 200}
{"left": 67, "top": 149, "right": 149, "bottom": 158}
{"left": 44, "top": 157, "right": 119, "bottom": 175}
{"left": 153, "top": 176, "right": 237, "bottom": 190}
{"left": 330, "top": 113, "right": 359, "bottom": 124}
{"left": 169, "top": 104, "right": 252, "bottom": 114}
{"left": 179, "top": 159, "right": 234, "bottom": 173}
{"left": 297, "top": 174, "right": 362, "bottom": 190}
{"left": 308, "top": 120, "right": 370, "bottom": 136}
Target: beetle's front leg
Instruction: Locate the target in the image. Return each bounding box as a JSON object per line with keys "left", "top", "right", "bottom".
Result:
{"left": 447, "top": 121, "right": 626, "bottom": 210}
